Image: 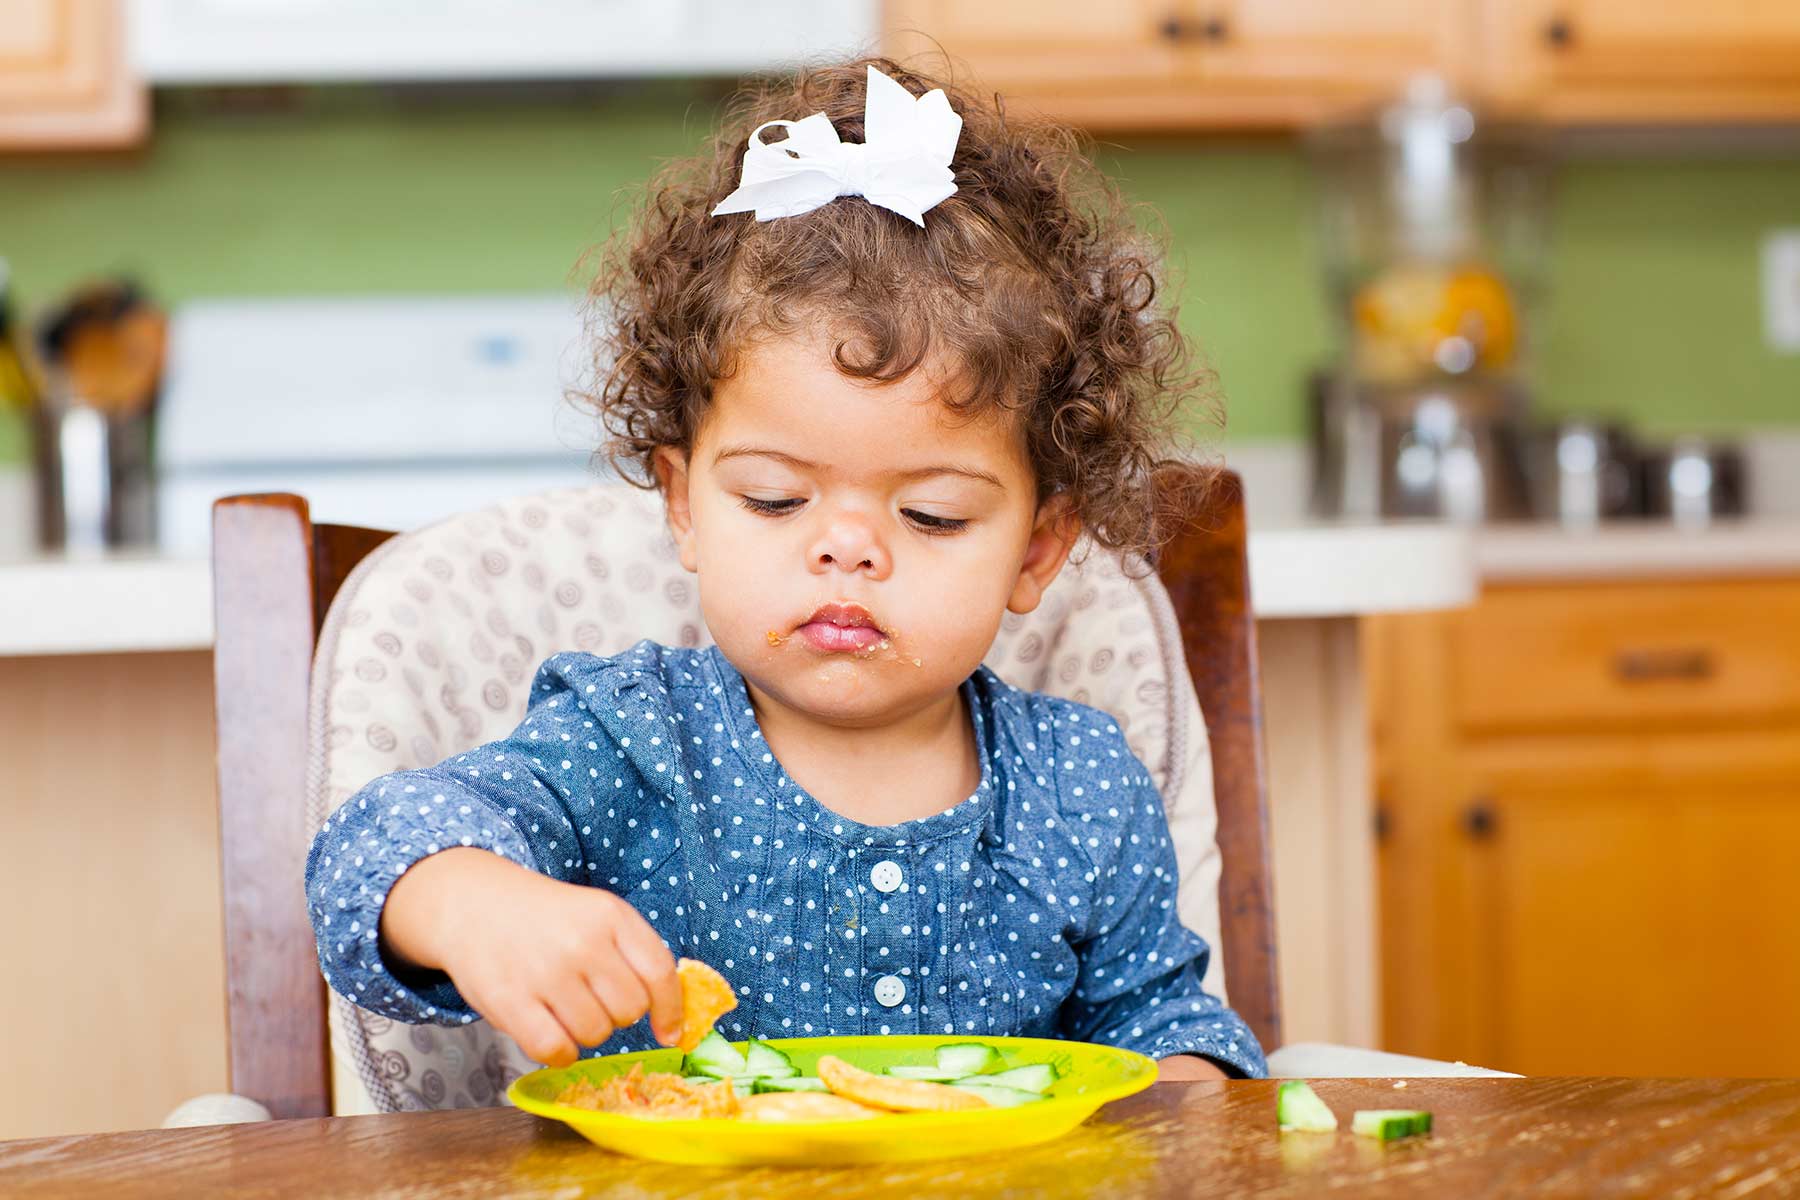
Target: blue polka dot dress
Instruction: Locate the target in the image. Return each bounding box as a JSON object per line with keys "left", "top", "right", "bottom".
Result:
{"left": 306, "top": 640, "right": 1267, "bottom": 1078}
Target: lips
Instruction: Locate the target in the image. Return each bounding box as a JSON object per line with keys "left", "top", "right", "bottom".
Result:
{"left": 796, "top": 602, "right": 888, "bottom": 654}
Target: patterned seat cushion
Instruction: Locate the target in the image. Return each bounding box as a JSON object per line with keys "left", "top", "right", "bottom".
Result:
{"left": 307, "top": 483, "right": 1221, "bottom": 1114}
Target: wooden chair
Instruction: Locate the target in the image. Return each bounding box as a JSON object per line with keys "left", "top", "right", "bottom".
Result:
{"left": 209, "top": 466, "right": 1280, "bottom": 1120}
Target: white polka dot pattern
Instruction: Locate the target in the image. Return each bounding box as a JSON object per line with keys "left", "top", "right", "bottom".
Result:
{"left": 303, "top": 484, "right": 1245, "bottom": 1113}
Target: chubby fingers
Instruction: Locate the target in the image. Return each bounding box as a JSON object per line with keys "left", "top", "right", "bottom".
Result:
{"left": 613, "top": 911, "right": 683, "bottom": 1045}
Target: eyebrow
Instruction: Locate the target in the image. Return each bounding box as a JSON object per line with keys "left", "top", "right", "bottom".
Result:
{"left": 710, "top": 445, "right": 1006, "bottom": 489}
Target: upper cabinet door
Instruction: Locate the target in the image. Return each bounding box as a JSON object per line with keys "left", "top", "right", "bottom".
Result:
{"left": 0, "top": 0, "right": 146, "bottom": 150}
{"left": 1195, "top": 0, "right": 1468, "bottom": 97}
{"left": 886, "top": 0, "right": 1469, "bottom": 129}
{"left": 1484, "top": 0, "right": 1800, "bottom": 121}
{"left": 885, "top": 1, "right": 1199, "bottom": 125}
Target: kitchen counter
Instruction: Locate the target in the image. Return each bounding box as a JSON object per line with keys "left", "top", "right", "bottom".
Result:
{"left": 0, "top": 521, "right": 1477, "bottom": 657}
{"left": 1476, "top": 518, "right": 1800, "bottom": 582}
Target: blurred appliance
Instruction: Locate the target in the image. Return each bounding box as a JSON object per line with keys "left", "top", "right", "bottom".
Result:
{"left": 129, "top": 0, "right": 876, "bottom": 84}
{"left": 29, "top": 280, "right": 166, "bottom": 553}
{"left": 1523, "top": 419, "right": 1640, "bottom": 528}
{"left": 1307, "top": 76, "right": 1552, "bottom": 522}
{"left": 154, "top": 294, "right": 599, "bottom": 557}
{"left": 1640, "top": 437, "right": 1747, "bottom": 527}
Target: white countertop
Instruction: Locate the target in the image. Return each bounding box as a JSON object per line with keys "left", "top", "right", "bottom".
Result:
{"left": 0, "top": 522, "right": 1478, "bottom": 656}
{"left": 1477, "top": 518, "right": 1800, "bottom": 581}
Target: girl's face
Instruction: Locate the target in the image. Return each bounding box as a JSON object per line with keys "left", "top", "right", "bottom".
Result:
{"left": 654, "top": 331, "right": 1077, "bottom": 729}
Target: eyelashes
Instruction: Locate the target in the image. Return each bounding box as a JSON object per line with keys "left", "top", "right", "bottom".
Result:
{"left": 736, "top": 496, "right": 970, "bottom": 535}
{"left": 739, "top": 497, "right": 803, "bottom": 516}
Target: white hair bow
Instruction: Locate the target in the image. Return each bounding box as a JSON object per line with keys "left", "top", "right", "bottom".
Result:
{"left": 711, "top": 65, "right": 963, "bottom": 228}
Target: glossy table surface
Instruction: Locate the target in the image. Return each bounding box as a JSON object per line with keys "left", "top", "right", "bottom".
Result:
{"left": 5, "top": 1077, "right": 1799, "bottom": 1198}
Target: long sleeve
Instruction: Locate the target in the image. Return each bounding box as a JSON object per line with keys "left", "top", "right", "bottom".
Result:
{"left": 1054, "top": 725, "right": 1267, "bottom": 1078}
{"left": 305, "top": 655, "right": 621, "bottom": 1025}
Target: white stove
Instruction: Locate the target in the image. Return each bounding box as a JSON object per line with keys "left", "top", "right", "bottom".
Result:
{"left": 154, "top": 293, "right": 609, "bottom": 555}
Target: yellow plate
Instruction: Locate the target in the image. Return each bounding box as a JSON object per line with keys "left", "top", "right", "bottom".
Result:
{"left": 507, "top": 1034, "right": 1156, "bottom": 1165}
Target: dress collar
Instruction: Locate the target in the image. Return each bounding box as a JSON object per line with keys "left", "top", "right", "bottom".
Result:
{"left": 701, "top": 644, "right": 998, "bottom": 848}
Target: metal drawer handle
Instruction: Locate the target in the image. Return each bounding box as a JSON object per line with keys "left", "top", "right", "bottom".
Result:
{"left": 1612, "top": 648, "right": 1716, "bottom": 682}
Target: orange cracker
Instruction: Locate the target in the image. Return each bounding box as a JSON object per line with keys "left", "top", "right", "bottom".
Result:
{"left": 816, "top": 1054, "right": 987, "bottom": 1113}
{"left": 675, "top": 958, "right": 738, "bottom": 1052}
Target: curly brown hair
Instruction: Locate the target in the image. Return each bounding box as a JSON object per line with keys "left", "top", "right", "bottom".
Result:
{"left": 579, "top": 55, "right": 1218, "bottom": 558}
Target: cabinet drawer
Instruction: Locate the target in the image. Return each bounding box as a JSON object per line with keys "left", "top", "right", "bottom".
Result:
{"left": 1450, "top": 578, "right": 1800, "bottom": 733}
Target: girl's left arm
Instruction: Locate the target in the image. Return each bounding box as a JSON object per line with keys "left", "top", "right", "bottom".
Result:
{"left": 1057, "top": 770, "right": 1268, "bottom": 1079}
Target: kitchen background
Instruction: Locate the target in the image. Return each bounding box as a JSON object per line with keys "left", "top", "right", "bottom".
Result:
{"left": 4, "top": 0, "right": 1800, "bottom": 1143}
{"left": 4, "top": 91, "right": 1800, "bottom": 461}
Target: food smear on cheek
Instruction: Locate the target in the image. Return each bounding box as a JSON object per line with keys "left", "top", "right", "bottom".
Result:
{"left": 765, "top": 630, "right": 787, "bottom": 647}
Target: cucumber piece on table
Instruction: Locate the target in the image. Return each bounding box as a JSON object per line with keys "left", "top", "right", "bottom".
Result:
{"left": 935, "top": 1042, "right": 1003, "bottom": 1076}
{"left": 751, "top": 1075, "right": 830, "bottom": 1094}
{"left": 952, "top": 1083, "right": 1047, "bottom": 1108}
{"left": 1276, "top": 1081, "right": 1339, "bottom": 1132}
{"left": 972, "top": 1064, "right": 1058, "bottom": 1094}
{"left": 743, "top": 1038, "right": 799, "bottom": 1079}
{"left": 1352, "top": 1109, "right": 1433, "bottom": 1141}
{"left": 887, "top": 1065, "right": 965, "bottom": 1082}
{"left": 684, "top": 1030, "right": 749, "bottom": 1078}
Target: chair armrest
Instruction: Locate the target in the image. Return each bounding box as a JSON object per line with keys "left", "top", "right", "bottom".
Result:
{"left": 1267, "top": 1042, "right": 1518, "bottom": 1079}
{"left": 160, "top": 1092, "right": 276, "bottom": 1128}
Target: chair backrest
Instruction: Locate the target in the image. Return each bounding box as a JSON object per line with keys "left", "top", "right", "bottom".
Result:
{"left": 210, "top": 466, "right": 1279, "bottom": 1119}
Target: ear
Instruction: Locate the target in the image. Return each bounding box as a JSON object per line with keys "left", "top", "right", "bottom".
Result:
{"left": 652, "top": 446, "right": 701, "bottom": 574}
{"left": 1006, "top": 494, "right": 1080, "bottom": 616}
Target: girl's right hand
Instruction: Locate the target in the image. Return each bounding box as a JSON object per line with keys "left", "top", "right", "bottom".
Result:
{"left": 379, "top": 847, "right": 684, "bottom": 1067}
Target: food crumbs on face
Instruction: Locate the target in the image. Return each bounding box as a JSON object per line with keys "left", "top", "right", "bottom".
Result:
{"left": 557, "top": 1063, "right": 740, "bottom": 1120}
{"left": 765, "top": 630, "right": 785, "bottom": 647}
{"left": 911, "top": 657, "right": 923, "bottom": 668}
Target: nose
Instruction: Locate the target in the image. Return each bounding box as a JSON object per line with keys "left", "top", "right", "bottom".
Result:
{"left": 808, "top": 509, "right": 892, "bottom": 579}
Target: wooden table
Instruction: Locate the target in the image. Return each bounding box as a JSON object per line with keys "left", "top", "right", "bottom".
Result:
{"left": 5, "top": 1078, "right": 1798, "bottom": 1198}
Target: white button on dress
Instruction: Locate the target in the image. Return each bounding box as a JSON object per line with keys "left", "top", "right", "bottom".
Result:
{"left": 873, "top": 974, "right": 906, "bottom": 1007}
{"left": 869, "top": 860, "right": 903, "bottom": 893}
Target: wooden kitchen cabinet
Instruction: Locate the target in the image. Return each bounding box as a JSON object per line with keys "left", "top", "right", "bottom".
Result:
{"left": 1478, "top": 0, "right": 1800, "bottom": 123}
{"left": 886, "top": 0, "right": 1800, "bottom": 128}
{"left": 0, "top": 0, "right": 146, "bottom": 151}
{"left": 884, "top": 0, "right": 1470, "bottom": 129}
{"left": 1369, "top": 576, "right": 1800, "bottom": 1077}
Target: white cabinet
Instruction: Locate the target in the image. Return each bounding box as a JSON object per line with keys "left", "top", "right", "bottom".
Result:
{"left": 128, "top": 0, "right": 879, "bottom": 83}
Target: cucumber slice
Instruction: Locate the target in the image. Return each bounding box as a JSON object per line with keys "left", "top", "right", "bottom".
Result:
{"left": 887, "top": 1065, "right": 965, "bottom": 1082}
{"left": 1276, "top": 1081, "right": 1339, "bottom": 1132}
{"left": 1352, "top": 1109, "right": 1433, "bottom": 1141}
{"left": 751, "top": 1075, "right": 830, "bottom": 1094}
{"left": 743, "top": 1039, "right": 799, "bottom": 1079}
{"left": 683, "top": 1030, "right": 749, "bottom": 1078}
{"left": 935, "top": 1042, "right": 1002, "bottom": 1076}
{"left": 951, "top": 1083, "right": 1046, "bottom": 1108}
{"left": 972, "top": 1064, "right": 1058, "bottom": 1094}
{"left": 731, "top": 1078, "right": 756, "bottom": 1098}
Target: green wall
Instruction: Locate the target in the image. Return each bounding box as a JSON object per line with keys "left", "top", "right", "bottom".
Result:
{"left": 2, "top": 86, "right": 1796, "bottom": 466}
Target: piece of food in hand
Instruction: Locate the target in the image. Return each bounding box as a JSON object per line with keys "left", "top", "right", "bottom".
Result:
{"left": 556, "top": 1063, "right": 739, "bottom": 1119}
{"left": 816, "top": 1054, "right": 987, "bottom": 1113}
{"left": 1352, "top": 1109, "right": 1433, "bottom": 1141}
{"left": 1276, "top": 1080, "right": 1339, "bottom": 1132}
{"left": 736, "top": 1092, "right": 885, "bottom": 1122}
{"left": 675, "top": 958, "right": 738, "bottom": 1052}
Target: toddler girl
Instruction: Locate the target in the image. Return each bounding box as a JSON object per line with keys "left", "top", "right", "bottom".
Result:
{"left": 307, "top": 57, "right": 1265, "bottom": 1082}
